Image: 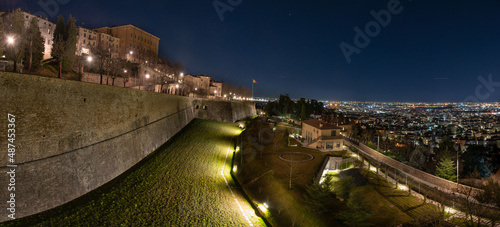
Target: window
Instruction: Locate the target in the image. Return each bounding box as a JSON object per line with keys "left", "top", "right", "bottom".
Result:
{"left": 331, "top": 130, "right": 336, "bottom": 136}
{"left": 131, "top": 33, "right": 133, "bottom": 37}
{"left": 336, "top": 142, "right": 341, "bottom": 148}
{"left": 84, "top": 34, "right": 86, "bottom": 38}
{"left": 326, "top": 142, "right": 333, "bottom": 149}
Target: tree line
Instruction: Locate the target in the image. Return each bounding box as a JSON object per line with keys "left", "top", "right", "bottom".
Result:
{"left": 2, "top": 9, "right": 45, "bottom": 73}
{"left": 265, "top": 94, "right": 324, "bottom": 121}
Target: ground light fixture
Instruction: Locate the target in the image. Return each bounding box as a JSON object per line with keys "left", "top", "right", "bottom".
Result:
{"left": 258, "top": 204, "right": 267, "bottom": 212}
{"left": 398, "top": 184, "right": 408, "bottom": 191}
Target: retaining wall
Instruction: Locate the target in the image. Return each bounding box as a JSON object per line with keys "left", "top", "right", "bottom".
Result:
{"left": 0, "top": 72, "right": 255, "bottom": 221}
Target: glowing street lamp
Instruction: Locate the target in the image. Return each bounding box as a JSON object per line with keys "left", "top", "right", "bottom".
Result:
{"left": 180, "top": 72, "right": 184, "bottom": 77}
{"left": 195, "top": 88, "right": 198, "bottom": 91}
{"left": 175, "top": 84, "right": 179, "bottom": 88}
{"left": 7, "top": 37, "right": 14, "bottom": 45}
{"left": 145, "top": 74, "right": 150, "bottom": 79}
{"left": 87, "top": 56, "right": 92, "bottom": 62}
{"left": 129, "top": 50, "right": 134, "bottom": 55}
{"left": 124, "top": 69, "right": 128, "bottom": 73}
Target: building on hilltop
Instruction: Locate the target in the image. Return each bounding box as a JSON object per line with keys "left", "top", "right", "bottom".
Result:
{"left": 96, "top": 25, "right": 160, "bottom": 63}
{"left": 76, "top": 27, "right": 98, "bottom": 56}
{"left": 302, "top": 119, "right": 344, "bottom": 151}
{"left": 76, "top": 27, "right": 120, "bottom": 59}
{"left": 209, "top": 80, "right": 222, "bottom": 98}
{"left": 97, "top": 32, "right": 120, "bottom": 59}
{"left": 184, "top": 74, "right": 211, "bottom": 97}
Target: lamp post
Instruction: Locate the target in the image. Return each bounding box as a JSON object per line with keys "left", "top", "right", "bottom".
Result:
{"left": 123, "top": 69, "right": 128, "bottom": 87}
{"left": 7, "top": 37, "right": 14, "bottom": 45}
{"left": 82, "top": 55, "right": 92, "bottom": 76}
{"left": 140, "top": 73, "right": 150, "bottom": 91}
{"left": 129, "top": 50, "right": 134, "bottom": 62}
{"left": 5, "top": 36, "right": 15, "bottom": 71}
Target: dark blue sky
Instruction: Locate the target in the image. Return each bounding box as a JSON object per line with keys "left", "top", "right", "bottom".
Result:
{"left": 2, "top": 0, "right": 500, "bottom": 102}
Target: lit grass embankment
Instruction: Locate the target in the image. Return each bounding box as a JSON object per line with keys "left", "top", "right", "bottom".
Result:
{"left": 5, "top": 119, "right": 262, "bottom": 226}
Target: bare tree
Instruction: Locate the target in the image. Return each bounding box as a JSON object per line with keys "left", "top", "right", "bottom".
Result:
{"left": 456, "top": 185, "right": 482, "bottom": 226}
{"left": 90, "top": 43, "right": 111, "bottom": 84}
{"left": 281, "top": 155, "right": 300, "bottom": 190}
{"left": 475, "top": 179, "right": 500, "bottom": 227}
{"left": 109, "top": 57, "right": 125, "bottom": 86}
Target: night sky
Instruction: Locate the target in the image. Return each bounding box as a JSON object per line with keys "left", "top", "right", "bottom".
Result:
{"left": 2, "top": 0, "right": 500, "bottom": 102}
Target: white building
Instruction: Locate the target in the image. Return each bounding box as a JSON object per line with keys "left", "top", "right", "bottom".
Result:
{"left": 76, "top": 27, "right": 98, "bottom": 56}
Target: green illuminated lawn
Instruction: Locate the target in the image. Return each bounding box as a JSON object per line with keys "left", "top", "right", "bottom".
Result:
{"left": 363, "top": 170, "right": 441, "bottom": 224}
{"left": 5, "top": 119, "right": 262, "bottom": 226}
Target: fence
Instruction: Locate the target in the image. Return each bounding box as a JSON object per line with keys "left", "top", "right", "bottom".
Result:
{"left": 81, "top": 73, "right": 141, "bottom": 88}
{"left": 343, "top": 136, "right": 482, "bottom": 196}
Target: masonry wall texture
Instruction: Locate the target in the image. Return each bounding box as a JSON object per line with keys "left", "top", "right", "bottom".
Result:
{"left": 0, "top": 72, "right": 255, "bottom": 222}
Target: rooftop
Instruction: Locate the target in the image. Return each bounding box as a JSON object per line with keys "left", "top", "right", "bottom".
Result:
{"left": 302, "top": 119, "right": 342, "bottom": 130}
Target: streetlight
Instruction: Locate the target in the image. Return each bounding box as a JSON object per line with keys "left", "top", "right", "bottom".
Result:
{"left": 87, "top": 56, "right": 92, "bottom": 62}
{"left": 124, "top": 69, "right": 127, "bottom": 73}
{"left": 140, "top": 74, "right": 150, "bottom": 91}
{"left": 7, "top": 37, "right": 14, "bottom": 45}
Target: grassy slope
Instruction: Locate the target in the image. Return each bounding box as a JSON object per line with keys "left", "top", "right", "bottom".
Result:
{"left": 237, "top": 125, "right": 348, "bottom": 227}
{"left": 5, "top": 119, "right": 261, "bottom": 226}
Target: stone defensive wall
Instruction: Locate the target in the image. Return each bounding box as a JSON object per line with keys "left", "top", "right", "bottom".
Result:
{"left": 344, "top": 137, "right": 481, "bottom": 195}
{"left": 0, "top": 72, "right": 256, "bottom": 222}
